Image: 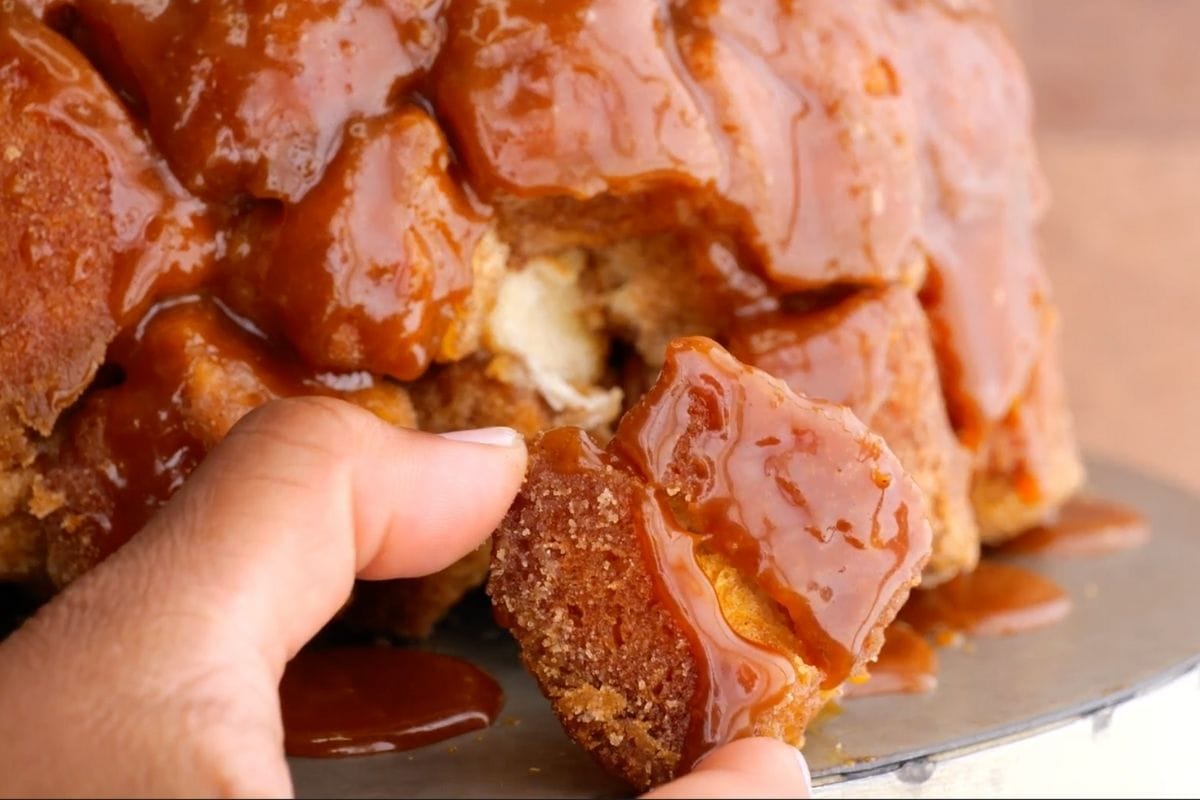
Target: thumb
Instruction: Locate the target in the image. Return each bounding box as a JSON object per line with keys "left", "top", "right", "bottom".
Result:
{"left": 0, "top": 397, "right": 526, "bottom": 797}
{"left": 643, "top": 738, "right": 813, "bottom": 799}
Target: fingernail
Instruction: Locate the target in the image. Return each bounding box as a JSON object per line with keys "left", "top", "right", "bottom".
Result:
{"left": 439, "top": 427, "right": 523, "bottom": 448}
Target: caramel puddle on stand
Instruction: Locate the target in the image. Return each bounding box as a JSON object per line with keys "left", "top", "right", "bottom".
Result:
{"left": 848, "top": 499, "right": 1147, "bottom": 699}
{"left": 899, "top": 561, "right": 1071, "bottom": 638}
{"left": 1000, "top": 497, "right": 1149, "bottom": 557}
{"left": 843, "top": 621, "right": 938, "bottom": 699}
{"left": 281, "top": 647, "right": 503, "bottom": 757}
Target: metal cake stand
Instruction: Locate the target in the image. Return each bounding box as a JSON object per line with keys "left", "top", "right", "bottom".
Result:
{"left": 289, "top": 458, "right": 1200, "bottom": 798}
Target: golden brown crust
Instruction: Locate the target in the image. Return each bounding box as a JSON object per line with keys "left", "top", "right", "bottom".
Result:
{"left": 0, "top": 14, "right": 118, "bottom": 463}
{"left": 489, "top": 437, "right": 697, "bottom": 790}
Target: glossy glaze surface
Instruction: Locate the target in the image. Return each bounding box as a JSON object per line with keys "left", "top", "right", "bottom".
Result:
{"left": 613, "top": 338, "right": 932, "bottom": 688}
{"left": 68, "top": 0, "right": 447, "bottom": 202}
{"left": 227, "top": 108, "right": 491, "bottom": 380}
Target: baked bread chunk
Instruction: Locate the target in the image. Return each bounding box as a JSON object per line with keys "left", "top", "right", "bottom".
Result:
{"left": 2, "top": 0, "right": 1082, "bottom": 661}
{"left": 490, "top": 339, "right": 932, "bottom": 788}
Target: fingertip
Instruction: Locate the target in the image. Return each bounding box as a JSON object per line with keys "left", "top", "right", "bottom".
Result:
{"left": 644, "top": 738, "right": 812, "bottom": 799}
{"left": 698, "top": 737, "right": 810, "bottom": 781}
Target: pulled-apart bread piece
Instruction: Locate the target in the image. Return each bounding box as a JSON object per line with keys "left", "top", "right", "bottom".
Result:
{"left": 728, "top": 286, "right": 977, "bottom": 584}
{"left": 490, "top": 338, "right": 932, "bottom": 789}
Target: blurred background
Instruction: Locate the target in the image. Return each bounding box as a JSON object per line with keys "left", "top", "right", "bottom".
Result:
{"left": 998, "top": 0, "right": 1200, "bottom": 492}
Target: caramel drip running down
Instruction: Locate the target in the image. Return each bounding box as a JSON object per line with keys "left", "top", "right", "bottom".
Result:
{"left": 900, "top": 561, "right": 1071, "bottom": 638}
{"left": 280, "top": 647, "right": 503, "bottom": 758}
{"left": 843, "top": 621, "right": 937, "bottom": 700}
{"left": 633, "top": 489, "right": 798, "bottom": 769}
{"left": 614, "top": 338, "right": 931, "bottom": 689}
{"left": 1001, "top": 497, "right": 1149, "bottom": 557}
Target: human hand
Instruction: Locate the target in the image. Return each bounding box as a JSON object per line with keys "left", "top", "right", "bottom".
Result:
{"left": 0, "top": 397, "right": 811, "bottom": 798}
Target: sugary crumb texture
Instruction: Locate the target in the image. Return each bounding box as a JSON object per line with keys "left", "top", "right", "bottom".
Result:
{"left": 0, "top": 0, "right": 1083, "bottom": 790}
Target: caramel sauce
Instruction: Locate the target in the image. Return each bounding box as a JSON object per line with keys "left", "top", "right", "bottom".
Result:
{"left": 727, "top": 289, "right": 900, "bottom": 422}
{"left": 1001, "top": 497, "right": 1149, "bottom": 557}
{"left": 281, "top": 647, "right": 503, "bottom": 758}
{"left": 900, "top": 561, "right": 1071, "bottom": 638}
{"left": 843, "top": 621, "right": 937, "bottom": 699}
{"left": 434, "top": 0, "right": 722, "bottom": 201}
{"left": 435, "top": 0, "right": 923, "bottom": 288}
{"left": 613, "top": 338, "right": 932, "bottom": 689}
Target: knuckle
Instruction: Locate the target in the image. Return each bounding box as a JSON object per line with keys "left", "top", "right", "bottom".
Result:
{"left": 225, "top": 397, "right": 373, "bottom": 473}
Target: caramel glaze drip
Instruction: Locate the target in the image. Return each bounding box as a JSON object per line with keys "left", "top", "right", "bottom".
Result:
{"left": 1000, "top": 497, "right": 1149, "bottom": 557}
{"left": 281, "top": 647, "right": 503, "bottom": 758}
{"left": 612, "top": 338, "right": 933, "bottom": 690}
{"left": 900, "top": 561, "right": 1071, "bottom": 638}
{"left": 634, "top": 490, "right": 798, "bottom": 768}
{"left": 539, "top": 427, "right": 798, "bottom": 770}
{"left": 843, "top": 621, "right": 937, "bottom": 700}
